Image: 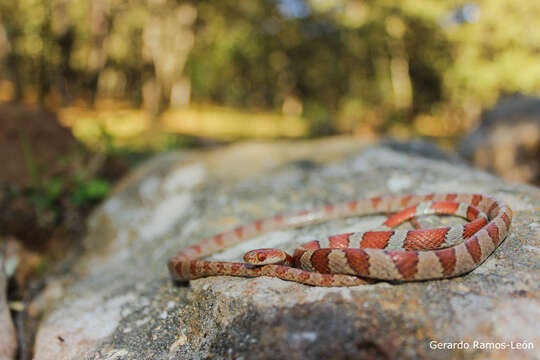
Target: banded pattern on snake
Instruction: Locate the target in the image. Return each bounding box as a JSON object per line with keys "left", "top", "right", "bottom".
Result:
{"left": 168, "top": 193, "right": 512, "bottom": 286}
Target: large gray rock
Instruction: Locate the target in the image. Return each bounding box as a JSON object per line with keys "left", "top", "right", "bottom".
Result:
{"left": 31, "top": 138, "right": 539, "bottom": 359}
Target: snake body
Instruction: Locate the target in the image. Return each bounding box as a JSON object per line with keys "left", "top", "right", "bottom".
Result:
{"left": 168, "top": 193, "right": 512, "bottom": 286}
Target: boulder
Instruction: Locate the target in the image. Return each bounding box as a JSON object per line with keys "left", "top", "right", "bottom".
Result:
{"left": 459, "top": 94, "right": 540, "bottom": 185}
{"left": 31, "top": 138, "right": 540, "bottom": 359}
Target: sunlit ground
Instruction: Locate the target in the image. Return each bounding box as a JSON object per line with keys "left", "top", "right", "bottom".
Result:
{"left": 59, "top": 102, "right": 307, "bottom": 149}
{"left": 1, "top": 80, "right": 465, "bottom": 152}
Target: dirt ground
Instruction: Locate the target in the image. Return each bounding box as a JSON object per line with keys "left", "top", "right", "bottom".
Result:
{"left": 0, "top": 104, "right": 80, "bottom": 187}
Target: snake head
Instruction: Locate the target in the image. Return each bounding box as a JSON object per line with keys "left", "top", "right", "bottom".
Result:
{"left": 243, "top": 248, "right": 290, "bottom": 265}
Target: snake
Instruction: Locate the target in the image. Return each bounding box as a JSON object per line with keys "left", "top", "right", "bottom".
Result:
{"left": 168, "top": 193, "right": 512, "bottom": 286}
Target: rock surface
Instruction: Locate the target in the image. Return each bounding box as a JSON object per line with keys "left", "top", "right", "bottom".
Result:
{"left": 1, "top": 251, "right": 18, "bottom": 360}
{"left": 32, "top": 138, "right": 540, "bottom": 359}
{"left": 459, "top": 94, "right": 540, "bottom": 185}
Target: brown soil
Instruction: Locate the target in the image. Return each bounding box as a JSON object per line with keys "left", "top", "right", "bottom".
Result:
{"left": 0, "top": 103, "right": 79, "bottom": 187}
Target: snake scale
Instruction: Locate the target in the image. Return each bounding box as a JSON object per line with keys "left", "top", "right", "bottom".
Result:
{"left": 168, "top": 193, "right": 512, "bottom": 286}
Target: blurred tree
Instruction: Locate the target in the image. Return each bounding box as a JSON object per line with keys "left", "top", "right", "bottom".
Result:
{"left": 0, "top": 0, "right": 538, "bottom": 137}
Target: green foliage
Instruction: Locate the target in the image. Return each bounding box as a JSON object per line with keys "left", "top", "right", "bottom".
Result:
{"left": 0, "top": 0, "right": 539, "bottom": 135}
{"left": 27, "top": 178, "right": 64, "bottom": 226}
{"left": 30, "top": 178, "right": 64, "bottom": 210}
{"left": 26, "top": 174, "right": 111, "bottom": 225}
{"left": 70, "top": 178, "right": 110, "bottom": 207}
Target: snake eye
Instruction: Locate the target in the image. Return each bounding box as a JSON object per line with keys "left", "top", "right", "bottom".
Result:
{"left": 257, "top": 253, "right": 266, "bottom": 261}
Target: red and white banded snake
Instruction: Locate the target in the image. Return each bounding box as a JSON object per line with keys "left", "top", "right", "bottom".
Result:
{"left": 168, "top": 193, "right": 512, "bottom": 286}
